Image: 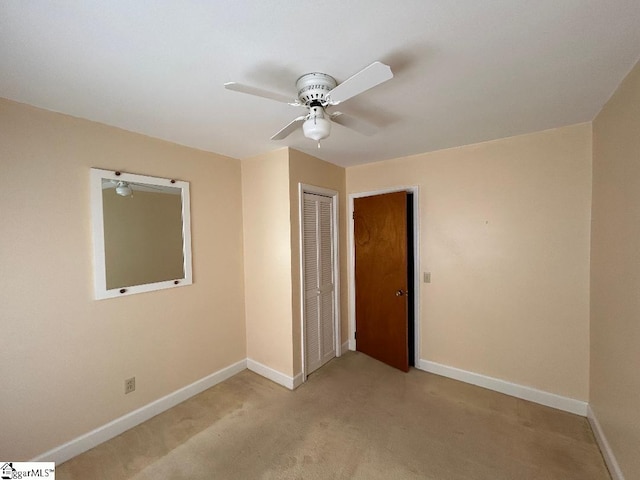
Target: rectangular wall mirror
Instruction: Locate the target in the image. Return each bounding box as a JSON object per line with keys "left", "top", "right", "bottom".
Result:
{"left": 90, "top": 168, "right": 193, "bottom": 299}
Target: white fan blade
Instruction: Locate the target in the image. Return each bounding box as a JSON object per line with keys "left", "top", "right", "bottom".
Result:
{"left": 271, "top": 116, "right": 306, "bottom": 140}
{"left": 326, "top": 61, "right": 393, "bottom": 105}
{"left": 224, "top": 82, "right": 299, "bottom": 105}
{"left": 330, "top": 112, "right": 378, "bottom": 136}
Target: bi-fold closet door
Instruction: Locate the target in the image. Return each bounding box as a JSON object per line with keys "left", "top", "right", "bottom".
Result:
{"left": 303, "top": 192, "right": 336, "bottom": 376}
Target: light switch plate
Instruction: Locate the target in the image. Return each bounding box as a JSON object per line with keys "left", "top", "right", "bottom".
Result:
{"left": 423, "top": 272, "right": 431, "bottom": 283}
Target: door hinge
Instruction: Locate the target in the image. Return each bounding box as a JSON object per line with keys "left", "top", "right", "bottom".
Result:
{"left": 354, "top": 331, "right": 357, "bottom": 339}
{"left": 352, "top": 211, "right": 355, "bottom": 219}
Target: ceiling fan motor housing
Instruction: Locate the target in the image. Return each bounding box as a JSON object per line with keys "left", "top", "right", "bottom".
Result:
{"left": 296, "top": 72, "right": 337, "bottom": 106}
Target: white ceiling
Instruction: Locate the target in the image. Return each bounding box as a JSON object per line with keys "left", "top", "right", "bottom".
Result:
{"left": 2, "top": 1, "right": 639, "bottom": 167}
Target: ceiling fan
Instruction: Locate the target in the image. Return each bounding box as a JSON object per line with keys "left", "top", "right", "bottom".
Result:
{"left": 103, "top": 179, "right": 169, "bottom": 197}
{"left": 224, "top": 61, "right": 393, "bottom": 147}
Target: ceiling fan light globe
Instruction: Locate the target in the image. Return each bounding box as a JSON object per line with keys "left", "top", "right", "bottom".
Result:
{"left": 303, "top": 116, "right": 331, "bottom": 142}
{"left": 115, "top": 182, "right": 132, "bottom": 197}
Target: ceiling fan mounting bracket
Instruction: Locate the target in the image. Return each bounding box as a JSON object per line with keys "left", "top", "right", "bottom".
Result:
{"left": 295, "top": 72, "right": 337, "bottom": 106}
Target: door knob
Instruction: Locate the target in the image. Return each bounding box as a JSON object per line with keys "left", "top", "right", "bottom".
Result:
{"left": 395, "top": 289, "right": 408, "bottom": 296}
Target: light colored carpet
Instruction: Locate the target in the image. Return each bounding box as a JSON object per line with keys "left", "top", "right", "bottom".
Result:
{"left": 57, "top": 352, "right": 610, "bottom": 479}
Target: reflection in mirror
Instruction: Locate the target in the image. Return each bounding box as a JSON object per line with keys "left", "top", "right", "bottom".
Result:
{"left": 90, "top": 168, "right": 192, "bottom": 299}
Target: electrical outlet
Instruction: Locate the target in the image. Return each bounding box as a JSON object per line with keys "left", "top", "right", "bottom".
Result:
{"left": 125, "top": 377, "right": 135, "bottom": 394}
{"left": 423, "top": 272, "right": 431, "bottom": 283}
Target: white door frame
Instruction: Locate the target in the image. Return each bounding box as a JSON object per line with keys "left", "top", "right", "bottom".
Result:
{"left": 299, "top": 183, "right": 341, "bottom": 382}
{"left": 348, "top": 186, "right": 421, "bottom": 367}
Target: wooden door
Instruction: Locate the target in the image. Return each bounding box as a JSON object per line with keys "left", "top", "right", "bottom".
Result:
{"left": 354, "top": 191, "right": 409, "bottom": 372}
{"left": 303, "top": 193, "right": 336, "bottom": 375}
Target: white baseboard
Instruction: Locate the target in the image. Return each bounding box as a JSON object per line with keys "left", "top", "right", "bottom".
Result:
{"left": 32, "top": 359, "right": 247, "bottom": 464}
{"left": 587, "top": 406, "right": 625, "bottom": 480}
{"left": 417, "top": 359, "right": 588, "bottom": 416}
{"left": 291, "top": 370, "right": 303, "bottom": 389}
{"left": 33, "top": 356, "right": 597, "bottom": 467}
{"left": 348, "top": 339, "right": 356, "bottom": 350}
{"left": 340, "top": 341, "right": 349, "bottom": 355}
{"left": 246, "top": 358, "right": 300, "bottom": 390}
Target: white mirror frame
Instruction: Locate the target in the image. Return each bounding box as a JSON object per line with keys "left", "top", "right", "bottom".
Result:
{"left": 90, "top": 168, "right": 193, "bottom": 299}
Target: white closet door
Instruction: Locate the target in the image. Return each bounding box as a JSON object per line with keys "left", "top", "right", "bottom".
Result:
{"left": 303, "top": 193, "right": 336, "bottom": 375}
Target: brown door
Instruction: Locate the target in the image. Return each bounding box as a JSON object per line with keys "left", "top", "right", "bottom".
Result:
{"left": 354, "top": 191, "right": 409, "bottom": 372}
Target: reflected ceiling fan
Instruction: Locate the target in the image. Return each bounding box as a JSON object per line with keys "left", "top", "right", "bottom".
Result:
{"left": 224, "top": 61, "right": 393, "bottom": 147}
{"left": 103, "top": 179, "right": 166, "bottom": 197}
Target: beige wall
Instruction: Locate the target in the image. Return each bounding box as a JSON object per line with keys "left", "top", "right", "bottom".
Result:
{"left": 0, "top": 98, "right": 247, "bottom": 460}
{"left": 347, "top": 124, "right": 592, "bottom": 400}
{"left": 242, "top": 148, "right": 348, "bottom": 377}
{"left": 241, "top": 149, "right": 295, "bottom": 376}
{"left": 288, "top": 149, "right": 347, "bottom": 374}
{"left": 591, "top": 59, "right": 640, "bottom": 478}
